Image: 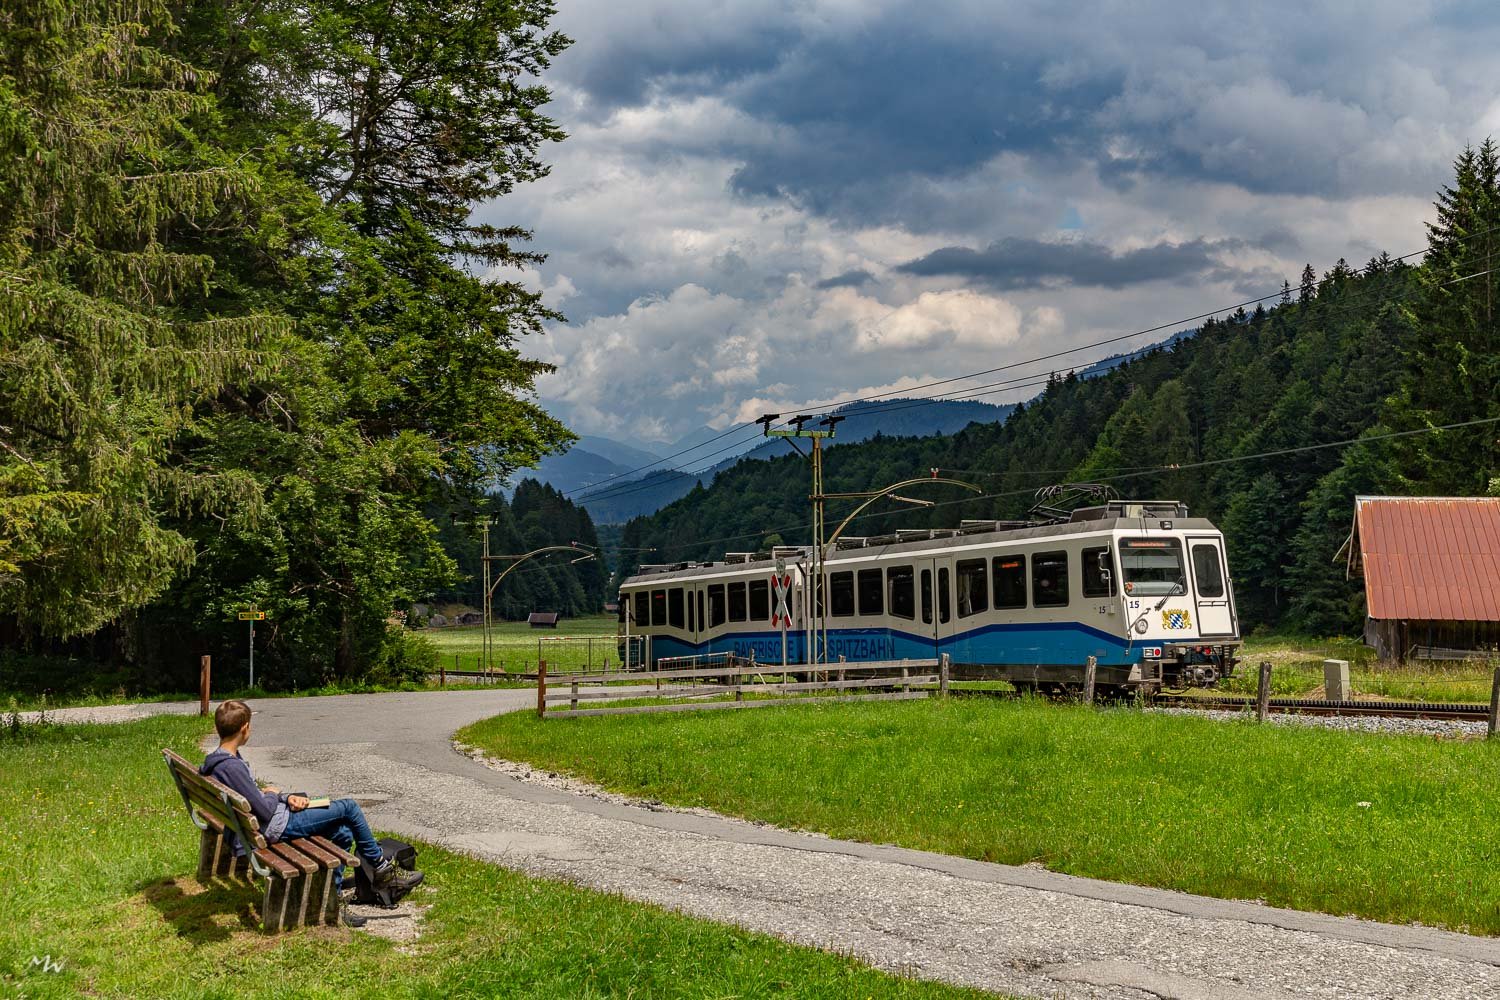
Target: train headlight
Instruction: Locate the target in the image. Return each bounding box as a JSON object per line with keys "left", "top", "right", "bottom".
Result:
{"left": 1133, "top": 618, "right": 1149, "bottom": 634}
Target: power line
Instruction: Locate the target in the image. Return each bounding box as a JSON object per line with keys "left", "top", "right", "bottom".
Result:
{"left": 580, "top": 251, "right": 1493, "bottom": 510}
{"left": 565, "top": 242, "right": 1448, "bottom": 506}
{"left": 618, "top": 415, "right": 1500, "bottom": 561}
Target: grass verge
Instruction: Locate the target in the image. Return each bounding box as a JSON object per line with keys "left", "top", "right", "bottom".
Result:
{"left": 1230, "top": 631, "right": 1499, "bottom": 702}
{"left": 460, "top": 696, "right": 1500, "bottom": 935}
{"left": 0, "top": 713, "right": 993, "bottom": 999}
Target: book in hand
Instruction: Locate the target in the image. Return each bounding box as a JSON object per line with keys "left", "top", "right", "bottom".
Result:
{"left": 304, "top": 797, "right": 331, "bottom": 809}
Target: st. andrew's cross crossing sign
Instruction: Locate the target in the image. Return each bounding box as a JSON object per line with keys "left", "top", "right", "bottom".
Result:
{"left": 770, "top": 573, "right": 793, "bottom": 628}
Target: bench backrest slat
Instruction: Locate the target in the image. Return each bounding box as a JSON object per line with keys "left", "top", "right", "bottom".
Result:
{"left": 162, "top": 748, "right": 267, "bottom": 851}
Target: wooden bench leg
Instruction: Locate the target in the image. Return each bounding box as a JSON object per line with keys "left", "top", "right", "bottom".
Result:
{"left": 214, "top": 842, "right": 239, "bottom": 880}
{"left": 302, "top": 867, "right": 324, "bottom": 928}
{"left": 292, "top": 870, "right": 312, "bottom": 928}
{"left": 261, "top": 875, "right": 291, "bottom": 933}
{"left": 196, "top": 828, "right": 222, "bottom": 883}
{"left": 306, "top": 865, "right": 340, "bottom": 926}
{"left": 321, "top": 867, "right": 340, "bottom": 925}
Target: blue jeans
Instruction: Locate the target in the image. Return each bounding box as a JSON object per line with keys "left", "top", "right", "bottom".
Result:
{"left": 281, "top": 797, "right": 383, "bottom": 890}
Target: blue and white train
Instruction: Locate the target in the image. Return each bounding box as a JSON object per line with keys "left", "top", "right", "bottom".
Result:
{"left": 617, "top": 500, "right": 1240, "bottom": 690}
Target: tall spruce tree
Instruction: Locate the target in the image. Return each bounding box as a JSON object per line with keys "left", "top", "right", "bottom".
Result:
{"left": 0, "top": 0, "right": 283, "bottom": 637}
{"left": 1385, "top": 141, "right": 1500, "bottom": 493}
{"left": 125, "top": 0, "right": 576, "bottom": 683}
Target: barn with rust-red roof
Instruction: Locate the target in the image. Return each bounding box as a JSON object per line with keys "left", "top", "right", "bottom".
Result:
{"left": 1345, "top": 496, "right": 1500, "bottom": 661}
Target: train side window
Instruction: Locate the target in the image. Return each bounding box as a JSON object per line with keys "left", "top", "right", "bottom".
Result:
{"left": 956, "top": 558, "right": 988, "bottom": 618}
{"left": 668, "top": 588, "right": 685, "bottom": 629}
{"left": 650, "top": 589, "right": 668, "bottom": 626}
{"left": 1192, "top": 543, "right": 1225, "bottom": 598}
{"left": 728, "top": 581, "right": 748, "bottom": 622}
{"left": 708, "top": 584, "right": 726, "bottom": 627}
{"left": 698, "top": 591, "right": 705, "bottom": 630}
{"left": 830, "top": 571, "right": 855, "bottom": 617}
{"left": 1032, "top": 551, "right": 1069, "bottom": 607}
{"left": 938, "top": 567, "right": 951, "bottom": 623}
{"left": 633, "top": 591, "right": 649, "bottom": 628}
{"left": 920, "top": 569, "right": 933, "bottom": 624}
{"left": 993, "top": 555, "right": 1026, "bottom": 609}
{"left": 687, "top": 587, "right": 695, "bottom": 631}
{"left": 888, "top": 565, "right": 915, "bottom": 620}
{"left": 617, "top": 596, "right": 627, "bottom": 624}
{"left": 857, "top": 568, "right": 883, "bottom": 616}
{"left": 1082, "top": 546, "right": 1116, "bottom": 598}
{"left": 749, "top": 580, "right": 770, "bottom": 620}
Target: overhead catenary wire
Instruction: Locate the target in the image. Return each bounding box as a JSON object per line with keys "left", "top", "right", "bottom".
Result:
{"left": 617, "top": 414, "right": 1500, "bottom": 559}
{"left": 581, "top": 252, "right": 1496, "bottom": 510}
{"left": 560, "top": 232, "right": 1489, "bottom": 503}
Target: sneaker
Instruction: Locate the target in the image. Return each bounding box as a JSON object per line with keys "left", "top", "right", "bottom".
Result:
{"left": 340, "top": 904, "right": 368, "bottom": 928}
{"left": 372, "top": 858, "right": 424, "bottom": 891}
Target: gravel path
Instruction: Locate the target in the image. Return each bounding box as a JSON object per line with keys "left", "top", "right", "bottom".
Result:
{"left": 147, "top": 688, "right": 1498, "bottom": 1000}
{"left": 1151, "top": 705, "right": 1492, "bottom": 738}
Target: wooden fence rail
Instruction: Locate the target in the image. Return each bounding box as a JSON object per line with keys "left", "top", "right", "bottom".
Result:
{"left": 540, "top": 655, "right": 949, "bottom": 719}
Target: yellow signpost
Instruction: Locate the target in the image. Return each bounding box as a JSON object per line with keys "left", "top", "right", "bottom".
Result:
{"left": 236, "top": 609, "right": 266, "bottom": 687}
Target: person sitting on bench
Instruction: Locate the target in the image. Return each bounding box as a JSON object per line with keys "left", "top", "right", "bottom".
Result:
{"left": 200, "top": 699, "right": 422, "bottom": 926}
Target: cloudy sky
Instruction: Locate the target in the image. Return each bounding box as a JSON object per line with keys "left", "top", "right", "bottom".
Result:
{"left": 481, "top": 0, "right": 1500, "bottom": 452}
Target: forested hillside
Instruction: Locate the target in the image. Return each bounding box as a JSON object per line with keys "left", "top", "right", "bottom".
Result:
{"left": 616, "top": 146, "right": 1500, "bottom": 635}
{"left": 430, "top": 481, "right": 607, "bottom": 619}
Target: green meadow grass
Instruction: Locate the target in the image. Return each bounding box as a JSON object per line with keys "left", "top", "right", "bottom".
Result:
{"left": 423, "top": 615, "right": 621, "bottom": 672}
{"left": 461, "top": 696, "right": 1500, "bottom": 935}
{"left": 0, "top": 714, "right": 995, "bottom": 999}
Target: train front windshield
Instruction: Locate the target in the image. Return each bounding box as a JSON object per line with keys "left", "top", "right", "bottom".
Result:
{"left": 1120, "top": 538, "right": 1187, "bottom": 596}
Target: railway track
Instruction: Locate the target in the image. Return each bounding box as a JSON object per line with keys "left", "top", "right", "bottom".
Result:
{"left": 951, "top": 686, "right": 1491, "bottom": 721}
{"left": 1153, "top": 694, "right": 1490, "bottom": 721}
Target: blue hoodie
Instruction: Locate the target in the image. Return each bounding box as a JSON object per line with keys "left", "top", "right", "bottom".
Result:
{"left": 199, "top": 748, "right": 290, "bottom": 853}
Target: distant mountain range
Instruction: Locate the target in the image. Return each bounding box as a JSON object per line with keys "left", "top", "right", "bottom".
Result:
{"left": 516, "top": 330, "right": 1198, "bottom": 523}
{"left": 527, "top": 397, "right": 1016, "bottom": 524}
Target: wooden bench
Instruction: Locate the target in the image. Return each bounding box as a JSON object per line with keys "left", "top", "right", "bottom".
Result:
{"left": 162, "top": 748, "right": 358, "bottom": 932}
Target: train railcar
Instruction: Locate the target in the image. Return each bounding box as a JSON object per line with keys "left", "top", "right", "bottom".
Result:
{"left": 617, "top": 500, "right": 1240, "bottom": 690}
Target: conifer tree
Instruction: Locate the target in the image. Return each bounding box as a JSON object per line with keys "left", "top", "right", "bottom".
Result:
{"left": 1385, "top": 141, "right": 1500, "bottom": 493}
{"left": 0, "top": 0, "right": 282, "bottom": 635}
{"left": 1299, "top": 263, "right": 1317, "bottom": 303}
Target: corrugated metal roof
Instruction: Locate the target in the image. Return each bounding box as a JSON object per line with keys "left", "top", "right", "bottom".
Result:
{"left": 1355, "top": 496, "right": 1500, "bottom": 622}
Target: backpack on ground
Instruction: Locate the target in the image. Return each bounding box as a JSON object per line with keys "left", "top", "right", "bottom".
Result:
{"left": 349, "top": 837, "right": 420, "bottom": 908}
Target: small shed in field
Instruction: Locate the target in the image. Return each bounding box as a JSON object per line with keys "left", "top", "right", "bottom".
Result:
{"left": 527, "top": 612, "right": 560, "bottom": 629}
{"left": 1344, "top": 495, "right": 1500, "bottom": 660}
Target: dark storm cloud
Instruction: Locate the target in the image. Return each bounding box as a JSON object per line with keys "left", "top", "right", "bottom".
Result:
{"left": 542, "top": 2, "right": 1484, "bottom": 230}
{"left": 895, "top": 237, "right": 1251, "bottom": 290}
{"left": 815, "top": 269, "right": 874, "bottom": 289}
